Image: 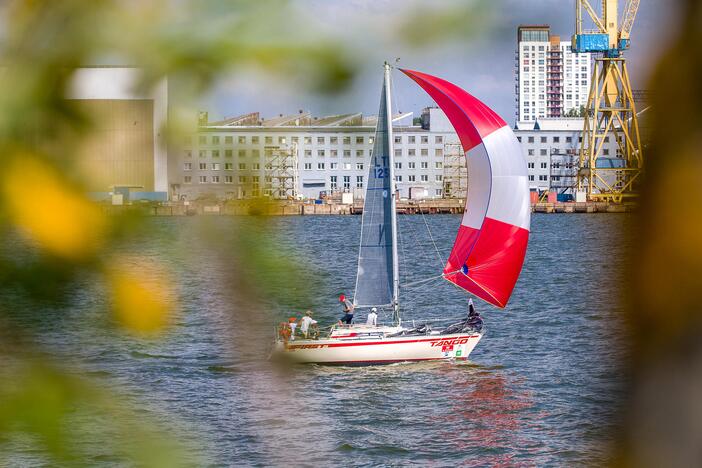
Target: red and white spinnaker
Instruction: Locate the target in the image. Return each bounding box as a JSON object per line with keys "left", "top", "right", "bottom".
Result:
{"left": 401, "top": 69, "right": 531, "bottom": 308}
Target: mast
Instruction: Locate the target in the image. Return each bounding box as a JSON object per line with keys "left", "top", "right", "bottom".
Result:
{"left": 384, "top": 62, "right": 401, "bottom": 325}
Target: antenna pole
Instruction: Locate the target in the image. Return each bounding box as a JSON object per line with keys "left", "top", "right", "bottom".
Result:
{"left": 384, "top": 62, "right": 401, "bottom": 326}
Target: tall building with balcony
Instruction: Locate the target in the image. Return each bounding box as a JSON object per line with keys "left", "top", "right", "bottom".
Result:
{"left": 516, "top": 25, "right": 592, "bottom": 123}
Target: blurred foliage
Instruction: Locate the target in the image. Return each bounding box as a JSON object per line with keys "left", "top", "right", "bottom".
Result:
{"left": 0, "top": 0, "right": 357, "bottom": 464}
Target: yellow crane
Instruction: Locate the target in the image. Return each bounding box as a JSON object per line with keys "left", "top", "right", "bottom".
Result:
{"left": 573, "top": 0, "right": 643, "bottom": 203}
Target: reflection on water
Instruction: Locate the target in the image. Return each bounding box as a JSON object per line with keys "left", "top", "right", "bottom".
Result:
{"left": 1, "top": 214, "right": 630, "bottom": 465}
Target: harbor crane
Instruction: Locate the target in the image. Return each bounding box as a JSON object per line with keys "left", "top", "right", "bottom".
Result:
{"left": 573, "top": 0, "right": 643, "bottom": 202}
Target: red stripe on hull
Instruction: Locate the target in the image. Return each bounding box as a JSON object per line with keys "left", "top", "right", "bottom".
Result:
{"left": 319, "top": 357, "right": 470, "bottom": 366}
{"left": 287, "top": 335, "right": 478, "bottom": 350}
{"left": 445, "top": 217, "right": 529, "bottom": 308}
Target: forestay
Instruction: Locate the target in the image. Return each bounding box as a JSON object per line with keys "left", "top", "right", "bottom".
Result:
{"left": 401, "top": 69, "right": 530, "bottom": 308}
{"left": 353, "top": 71, "right": 395, "bottom": 308}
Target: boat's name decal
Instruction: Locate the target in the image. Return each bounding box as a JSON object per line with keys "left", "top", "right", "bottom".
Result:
{"left": 430, "top": 338, "right": 469, "bottom": 347}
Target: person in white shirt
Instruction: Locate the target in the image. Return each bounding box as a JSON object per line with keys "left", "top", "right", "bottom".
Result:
{"left": 299, "top": 310, "right": 318, "bottom": 339}
{"left": 366, "top": 307, "right": 378, "bottom": 326}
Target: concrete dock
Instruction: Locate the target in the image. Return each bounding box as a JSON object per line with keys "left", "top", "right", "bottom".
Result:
{"left": 101, "top": 199, "right": 637, "bottom": 216}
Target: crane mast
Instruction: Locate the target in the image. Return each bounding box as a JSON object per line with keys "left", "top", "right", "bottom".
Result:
{"left": 572, "top": 0, "right": 643, "bottom": 203}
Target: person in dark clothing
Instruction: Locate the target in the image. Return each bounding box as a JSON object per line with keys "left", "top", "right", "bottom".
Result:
{"left": 338, "top": 293, "right": 355, "bottom": 324}
{"left": 467, "top": 298, "right": 483, "bottom": 332}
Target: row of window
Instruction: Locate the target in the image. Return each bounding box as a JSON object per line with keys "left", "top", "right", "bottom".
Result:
{"left": 186, "top": 134, "right": 446, "bottom": 146}
{"left": 517, "top": 135, "right": 611, "bottom": 144}
{"left": 183, "top": 174, "right": 445, "bottom": 186}
{"left": 527, "top": 175, "right": 549, "bottom": 181}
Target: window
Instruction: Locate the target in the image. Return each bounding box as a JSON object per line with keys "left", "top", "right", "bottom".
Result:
{"left": 199, "top": 162, "right": 207, "bottom": 170}
{"left": 408, "top": 175, "right": 416, "bottom": 182}
{"left": 528, "top": 162, "right": 535, "bottom": 168}
{"left": 238, "top": 163, "right": 246, "bottom": 170}
{"left": 343, "top": 175, "right": 351, "bottom": 189}
{"left": 317, "top": 137, "right": 325, "bottom": 145}
{"left": 528, "top": 137, "right": 534, "bottom": 143}
{"left": 212, "top": 163, "right": 220, "bottom": 170}
{"left": 184, "top": 176, "right": 192, "bottom": 183}
{"left": 304, "top": 150, "right": 312, "bottom": 157}
{"left": 343, "top": 163, "right": 352, "bottom": 170}
{"left": 408, "top": 136, "right": 416, "bottom": 144}
{"left": 435, "top": 162, "right": 443, "bottom": 169}
{"left": 184, "top": 150, "right": 192, "bottom": 158}
{"left": 540, "top": 136, "right": 547, "bottom": 143}
{"left": 540, "top": 162, "right": 547, "bottom": 169}
{"left": 356, "top": 150, "right": 364, "bottom": 157}
{"left": 396, "top": 175, "right": 403, "bottom": 182}
{"left": 420, "top": 162, "right": 428, "bottom": 169}
{"left": 408, "top": 149, "right": 416, "bottom": 157}
{"left": 394, "top": 149, "right": 402, "bottom": 157}
{"left": 330, "top": 176, "right": 337, "bottom": 190}
{"left": 238, "top": 176, "right": 247, "bottom": 183}
{"left": 279, "top": 137, "right": 286, "bottom": 144}
{"left": 237, "top": 136, "right": 245, "bottom": 144}
{"left": 318, "top": 149, "right": 325, "bottom": 157}
{"left": 330, "top": 162, "right": 338, "bottom": 169}
{"left": 330, "top": 137, "right": 338, "bottom": 144}
{"left": 212, "top": 150, "right": 220, "bottom": 158}
{"left": 395, "top": 162, "right": 402, "bottom": 169}
{"left": 421, "top": 136, "right": 429, "bottom": 144}
{"left": 343, "top": 150, "right": 351, "bottom": 157}
{"left": 225, "top": 149, "right": 233, "bottom": 158}
{"left": 265, "top": 136, "right": 273, "bottom": 144}
{"left": 356, "top": 137, "right": 364, "bottom": 144}
{"left": 318, "top": 162, "right": 325, "bottom": 170}
{"left": 604, "top": 136, "right": 610, "bottom": 143}
{"left": 356, "top": 163, "right": 364, "bottom": 170}
{"left": 435, "top": 175, "right": 443, "bottom": 182}
{"left": 553, "top": 136, "right": 560, "bottom": 143}
{"left": 199, "top": 175, "right": 207, "bottom": 183}
{"left": 394, "top": 136, "right": 402, "bottom": 144}
{"left": 238, "top": 150, "right": 246, "bottom": 158}
{"left": 304, "top": 163, "right": 312, "bottom": 170}
{"left": 212, "top": 136, "right": 220, "bottom": 144}
{"left": 408, "top": 162, "right": 416, "bottom": 169}
{"left": 539, "top": 175, "right": 548, "bottom": 181}
{"left": 252, "top": 163, "right": 260, "bottom": 170}
{"left": 528, "top": 175, "right": 534, "bottom": 181}
{"left": 199, "top": 150, "right": 206, "bottom": 158}
{"left": 540, "top": 149, "right": 547, "bottom": 156}
{"left": 528, "top": 149, "right": 535, "bottom": 156}
{"left": 212, "top": 175, "right": 220, "bottom": 183}
{"left": 436, "top": 189, "right": 443, "bottom": 196}
{"left": 343, "top": 137, "right": 351, "bottom": 145}
{"left": 421, "top": 149, "right": 428, "bottom": 157}
{"left": 435, "top": 136, "right": 443, "bottom": 144}
{"left": 566, "top": 136, "right": 572, "bottom": 143}
{"left": 252, "top": 149, "right": 260, "bottom": 157}
{"left": 603, "top": 149, "right": 610, "bottom": 155}
{"left": 225, "top": 163, "right": 233, "bottom": 170}
{"left": 251, "top": 136, "right": 259, "bottom": 144}
{"left": 225, "top": 176, "right": 233, "bottom": 184}
{"left": 183, "top": 163, "right": 192, "bottom": 171}
{"left": 517, "top": 136, "right": 522, "bottom": 143}
{"left": 331, "top": 149, "right": 338, "bottom": 157}
{"left": 304, "top": 136, "right": 312, "bottom": 145}
{"left": 369, "top": 137, "right": 374, "bottom": 144}
{"left": 420, "top": 175, "right": 428, "bottom": 182}
{"left": 356, "top": 176, "right": 363, "bottom": 188}
{"left": 291, "top": 136, "right": 299, "bottom": 144}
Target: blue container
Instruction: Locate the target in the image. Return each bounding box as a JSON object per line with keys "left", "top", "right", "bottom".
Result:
{"left": 314, "top": 199, "right": 323, "bottom": 205}
{"left": 557, "top": 194, "right": 574, "bottom": 203}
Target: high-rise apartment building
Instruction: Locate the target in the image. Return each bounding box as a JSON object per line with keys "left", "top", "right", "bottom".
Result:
{"left": 516, "top": 25, "right": 592, "bottom": 123}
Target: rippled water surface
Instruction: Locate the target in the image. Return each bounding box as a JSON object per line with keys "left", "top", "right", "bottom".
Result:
{"left": 8, "top": 214, "right": 632, "bottom": 466}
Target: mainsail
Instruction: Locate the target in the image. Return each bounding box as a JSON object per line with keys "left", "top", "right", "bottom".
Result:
{"left": 401, "top": 69, "right": 530, "bottom": 308}
{"left": 354, "top": 64, "right": 398, "bottom": 309}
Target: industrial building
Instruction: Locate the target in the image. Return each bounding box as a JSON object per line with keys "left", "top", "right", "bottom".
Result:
{"left": 173, "top": 108, "right": 462, "bottom": 201}
{"left": 68, "top": 67, "right": 169, "bottom": 201}
{"left": 516, "top": 25, "right": 593, "bottom": 122}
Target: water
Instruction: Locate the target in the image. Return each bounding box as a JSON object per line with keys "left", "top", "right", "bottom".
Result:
{"left": 3, "top": 214, "right": 632, "bottom": 466}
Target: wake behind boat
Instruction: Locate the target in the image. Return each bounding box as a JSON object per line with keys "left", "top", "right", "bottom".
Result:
{"left": 270, "top": 63, "right": 530, "bottom": 365}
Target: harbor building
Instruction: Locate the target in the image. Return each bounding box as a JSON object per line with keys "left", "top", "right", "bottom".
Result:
{"left": 68, "top": 67, "right": 169, "bottom": 201}
{"left": 514, "top": 118, "right": 620, "bottom": 194}
{"left": 173, "top": 108, "right": 461, "bottom": 201}
{"left": 516, "top": 25, "right": 593, "bottom": 122}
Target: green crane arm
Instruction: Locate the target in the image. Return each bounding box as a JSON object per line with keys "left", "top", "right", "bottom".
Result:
{"left": 620, "top": 0, "right": 640, "bottom": 40}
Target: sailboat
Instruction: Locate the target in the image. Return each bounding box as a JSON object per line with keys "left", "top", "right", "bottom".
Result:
{"left": 270, "top": 63, "right": 530, "bottom": 365}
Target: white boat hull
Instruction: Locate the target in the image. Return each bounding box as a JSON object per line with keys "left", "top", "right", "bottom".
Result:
{"left": 271, "top": 331, "right": 483, "bottom": 366}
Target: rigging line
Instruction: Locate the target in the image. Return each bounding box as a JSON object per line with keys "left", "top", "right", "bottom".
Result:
{"left": 401, "top": 273, "right": 446, "bottom": 289}
{"left": 397, "top": 215, "right": 408, "bottom": 285}
{"left": 418, "top": 203, "right": 446, "bottom": 267}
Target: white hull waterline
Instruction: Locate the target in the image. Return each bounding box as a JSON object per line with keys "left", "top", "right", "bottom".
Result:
{"left": 272, "top": 326, "right": 483, "bottom": 365}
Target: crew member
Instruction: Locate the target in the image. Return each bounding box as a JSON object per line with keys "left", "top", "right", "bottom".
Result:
{"left": 366, "top": 307, "right": 378, "bottom": 326}
{"left": 299, "top": 310, "right": 318, "bottom": 339}
{"left": 288, "top": 316, "right": 298, "bottom": 340}
{"left": 338, "top": 294, "right": 355, "bottom": 324}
